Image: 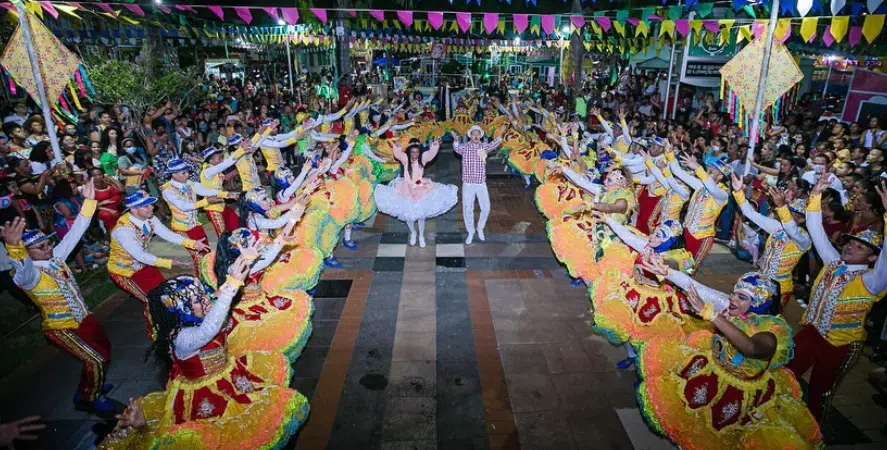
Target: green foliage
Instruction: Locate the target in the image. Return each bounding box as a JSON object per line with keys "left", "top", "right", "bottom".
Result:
{"left": 84, "top": 55, "right": 202, "bottom": 113}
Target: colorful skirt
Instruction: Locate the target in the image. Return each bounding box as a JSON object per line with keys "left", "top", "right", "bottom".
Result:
{"left": 98, "top": 352, "right": 308, "bottom": 450}
{"left": 227, "top": 288, "right": 314, "bottom": 362}
{"left": 637, "top": 331, "right": 823, "bottom": 450}
{"left": 309, "top": 177, "right": 359, "bottom": 228}
{"left": 262, "top": 246, "right": 325, "bottom": 294}
{"left": 374, "top": 177, "right": 458, "bottom": 223}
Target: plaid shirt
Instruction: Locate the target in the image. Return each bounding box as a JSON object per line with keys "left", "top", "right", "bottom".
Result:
{"left": 453, "top": 138, "right": 501, "bottom": 184}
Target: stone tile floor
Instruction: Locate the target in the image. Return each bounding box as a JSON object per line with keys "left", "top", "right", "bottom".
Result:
{"left": 1, "top": 148, "right": 885, "bottom": 449}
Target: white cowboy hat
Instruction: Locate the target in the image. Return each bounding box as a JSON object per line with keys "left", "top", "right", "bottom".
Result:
{"left": 467, "top": 125, "right": 485, "bottom": 138}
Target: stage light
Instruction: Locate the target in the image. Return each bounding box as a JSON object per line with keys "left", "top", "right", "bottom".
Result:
{"left": 561, "top": 26, "right": 570, "bottom": 34}
{"left": 278, "top": 19, "right": 286, "bottom": 26}
{"left": 154, "top": 0, "right": 162, "bottom": 4}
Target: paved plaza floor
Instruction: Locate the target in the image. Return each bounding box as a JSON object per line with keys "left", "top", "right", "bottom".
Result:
{"left": 1, "top": 148, "right": 885, "bottom": 449}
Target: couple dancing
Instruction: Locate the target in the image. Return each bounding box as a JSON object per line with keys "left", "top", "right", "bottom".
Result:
{"left": 374, "top": 125, "right": 503, "bottom": 247}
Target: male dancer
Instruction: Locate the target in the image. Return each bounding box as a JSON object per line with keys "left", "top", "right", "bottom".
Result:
{"left": 200, "top": 143, "right": 254, "bottom": 235}
{"left": 2, "top": 180, "right": 117, "bottom": 413}
{"left": 452, "top": 125, "right": 503, "bottom": 244}
{"left": 107, "top": 191, "right": 208, "bottom": 333}
{"left": 161, "top": 158, "right": 237, "bottom": 267}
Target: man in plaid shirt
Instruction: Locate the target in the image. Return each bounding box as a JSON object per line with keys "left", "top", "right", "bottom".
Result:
{"left": 452, "top": 125, "right": 503, "bottom": 244}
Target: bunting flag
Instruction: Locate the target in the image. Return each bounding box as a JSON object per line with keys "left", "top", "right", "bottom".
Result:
{"left": 428, "top": 12, "right": 443, "bottom": 30}
{"left": 863, "top": 14, "right": 885, "bottom": 43}
{"left": 703, "top": 20, "right": 720, "bottom": 34}
{"left": 660, "top": 20, "right": 675, "bottom": 38}
{"left": 234, "top": 7, "right": 252, "bottom": 25}
{"left": 831, "top": 16, "right": 849, "bottom": 42}
{"left": 636, "top": 20, "right": 649, "bottom": 37}
{"left": 122, "top": 4, "right": 144, "bottom": 17}
{"left": 797, "top": 0, "right": 814, "bottom": 16}
{"left": 484, "top": 13, "right": 498, "bottom": 34}
{"left": 595, "top": 16, "right": 611, "bottom": 32}
{"left": 262, "top": 7, "right": 278, "bottom": 22}
{"left": 823, "top": 25, "right": 835, "bottom": 46}
{"left": 776, "top": 18, "right": 792, "bottom": 42}
{"left": 310, "top": 8, "right": 327, "bottom": 24}
{"left": 849, "top": 26, "right": 862, "bottom": 47}
{"left": 675, "top": 19, "right": 689, "bottom": 37}
{"left": 831, "top": 0, "right": 847, "bottom": 15}
{"left": 510, "top": 13, "right": 527, "bottom": 34}
{"left": 570, "top": 15, "right": 585, "bottom": 29}
{"left": 800, "top": 17, "right": 818, "bottom": 42}
{"left": 869, "top": 0, "right": 885, "bottom": 13}
{"left": 396, "top": 11, "right": 413, "bottom": 27}
{"left": 456, "top": 13, "right": 471, "bottom": 33}
{"left": 369, "top": 10, "right": 384, "bottom": 22}
{"left": 540, "top": 14, "right": 555, "bottom": 35}
{"left": 613, "top": 20, "right": 625, "bottom": 36}
{"left": 38, "top": 1, "right": 59, "bottom": 19}
{"left": 280, "top": 8, "right": 298, "bottom": 25}
{"left": 207, "top": 5, "right": 224, "bottom": 20}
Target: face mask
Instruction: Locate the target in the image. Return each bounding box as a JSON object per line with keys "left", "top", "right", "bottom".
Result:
{"left": 199, "top": 124, "right": 208, "bottom": 131}
{"left": 710, "top": 145, "right": 720, "bottom": 152}
{"left": 124, "top": 146, "right": 136, "bottom": 154}
{"left": 812, "top": 164, "right": 825, "bottom": 173}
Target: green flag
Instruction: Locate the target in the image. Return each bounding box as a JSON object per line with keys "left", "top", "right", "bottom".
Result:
{"left": 697, "top": 3, "right": 714, "bottom": 18}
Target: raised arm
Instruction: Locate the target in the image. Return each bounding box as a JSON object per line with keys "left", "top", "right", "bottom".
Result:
{"left": 698, "top": 168, "right": 728, "bottom": 203}
{"left": 863, "top": 186, "right": 887, "bottom": 294}
{"left": 562, "top": 166, "right": 602, "bottom": 195}
{"left": 667, "top": 153, "right": 704, "bottom": 191}
{"left": 54, "top": 196, "right": 97, "bottom": 261}
{"left": 805, "top": 191, "right": 841, "bottom": 264}
{"left": 203, "top": 149, "right": 245, "bottom": 179}
{"left": 665, "top": 269, "right": 730, "bottom": 311}
{"left": 173, "top": 281, "right": 237, "bottom": 359}
{"left": 330, "top": 144, "right": 354, "bottom": 174}
{"left": 422, "top": 140, "right": 441, "bottom": 165}
{"left": 731, "top": 176, "right": 781, "bottom": 235}
{"left": 604, "top": 216, "right": 648, "bottom": 252}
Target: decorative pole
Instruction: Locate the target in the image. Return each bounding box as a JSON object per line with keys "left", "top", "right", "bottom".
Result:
{"left": 744, "top": 0, "right": 781, "bottom": 175}
{"left": 673, "top": 11, "right": 696, "bottom": 119}
{"left": 285, "top": 34, "right": 294, "bottom": 94}
{"left": 12, "top": 1, "right": 63, "bottom": 163}
{"left": 662, "top": 0, "right": 682, "bottom": 120}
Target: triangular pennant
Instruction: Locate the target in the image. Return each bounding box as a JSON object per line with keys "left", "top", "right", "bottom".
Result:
{"left": 660, "top": 20, "right": 675, "bottom": 38}
{"left": 541, "top": 14, "right": 555, "bottom": 35}
{"left": 869, "top": 0, "right": 885, "bottom": 14}
{"left": 570, "top": 15, "right": 585, "bottom": 29}
{"left": 830, "top": 16, "right": 849, "bottom": 42}
{"left": 428, "top": 12, "right": 443, "bottom": 30}
{"left": 668, "top": 5, "right": 683, "bottom": 20}
{"left": 310, "top": 8, "right": 327, "bottom": 24}
{"left": 863, "top": 14, "right": 885, "bottom": 43}
{"left": 370, "top": 10, "right": 384, "bottom": 22}
{"left": 675, "top": 20, "right": 689, "bottom": 37}
{"left": 823, "top": 25, "right": 835, "bottom": 46}
{"left": 703, "top": 20, "right": 720, "bottom": 34}
{"left": 614, "top": 21, "right": 626, "bottom": 36}
{"left": 456, "top": 13, "right": 471, "bottom": 33}
{"left": 849, "top": 26, "right": 862, "bottom": 47}
{"left": 800, "top": 17, "right": 818, "bottom": 42}
{"left": 832, "top": 0, "right": 847, "bottom": 15}
{"left": 484, "top": 13, "right": 499, "bottom": 34}
{"left": 207, "top": 6, "right": 224, "bottom": 20}
{"left": 596, "top": 16, "right": 611, "bottom": 32}
{"left": 39, "top": 1, "right": 59, "bottom": 19}
{"left": 797, "top": 0, "right": 813, "bottom": 16}
{"left": 234, "top": 7, "right": 252, "bottom": 25}
{"left": 697, "top": 2, "right": 714, "bottom": 18}
{"left": 281, "top": 8, "right": 298, "bottom": 25}
{"left": 396, "top": 11, "right": 413, "bottom": 27}
{"left": 514, "top": 14, "right": 529, "bottom": 33}
{"left": 636, "top": 21, "right": 649, "bottom": 37}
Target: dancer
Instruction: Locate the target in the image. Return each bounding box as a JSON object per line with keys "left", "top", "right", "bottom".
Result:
{"left": 788, "top": 175, "right": 887, "bottom": 421}
{"left": 452, "top": 125, "right": 503, "bottom": 244}
{"left": 636, "top": 256, "right": 822, "bottom": 449}
{"left": 2, "top": 181, "right": 118, "bottom": 413}
{"left": 161, "top": 158, "right": 236, "bottom": 268}
{"left": 731, "top": 174, "right": 811, "bottom": 309}
{"left": 107, "top": 191, "right": 208, "bottom": 335}
{"left": 199, "top": 143, "right": 255, "bottom": 236}
{"left": 374, "top": 138, "right": 457, "bottom": 248}
{"left": 668, "top": 152, "right": 730, "bottom": 268}
{"left": 98, "top": 266, "right": 309, "bottom": 449}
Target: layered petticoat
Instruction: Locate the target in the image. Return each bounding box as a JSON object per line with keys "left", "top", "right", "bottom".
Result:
{"left": 374, "top": 177, "right": 458, "bottom": 222}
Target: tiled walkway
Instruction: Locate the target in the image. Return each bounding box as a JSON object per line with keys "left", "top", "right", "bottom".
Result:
{"left": 1, "top": 148, "right": 885, "bottom": 449}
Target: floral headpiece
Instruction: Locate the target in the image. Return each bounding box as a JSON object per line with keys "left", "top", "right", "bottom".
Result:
{"left": 651, "top": 219, "right": 683, "bottom": 253}
{"left": 733, "top": 272, "right": 777, "bottom": 314}
{"left": 244, "top": 187, "right": 269, "bottom": 215}
{"left": 273, "top": 167, "right": 293, "bottom": 190}
{"left": 159, "top": 275, "right": 210, "bottom": 326}
{"left": 788, "top": 198, "right": 807, "bottom": 215}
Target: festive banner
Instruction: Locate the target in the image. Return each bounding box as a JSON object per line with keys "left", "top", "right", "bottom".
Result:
{"left": 428, "top": 12, "right": 443, "bottom": 30}
{"left": 831, "top": 16, "right": 849, "bottom": 42}
{"left": 484, "top": 13, "right": 498, "bottom": 34}
{"left": 541, "top": 14, "right": 554, "bottom": 35}
{"left": 234, "top": 7, "right": 252, "bottom": 25}
{"left": 800, "top": 17, "right": 818, "bottom": 42}
{"left": 514, "top": 13, "right": 529, "bottom": 34}
{"left": 310, "top": 8, "right": 327, "bottom": 24}
{"left": 570, "top": 15, "right": 585, "bottom": 29}
{"left": 121, "top": 4, "right": 144, "bottom": 17}
{"left": 281, "top": 7, "right": 298, "bottom": 25}
{"left": 456, "top": 13, "right": 471, "bottom": 33}
{"left": 396, "top": 11, "right": 413, "bottom": 27}
{"left": 207, "top": 5, "right": 224, "bottom": 20}
{"left": 720, "top": 38, "right": 802, "bottom": 112}
{"left": 863, "top": 14, "right": 885, "bottom": 43}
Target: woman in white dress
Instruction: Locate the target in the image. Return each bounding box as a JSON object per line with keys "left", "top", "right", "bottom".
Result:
{"left": 374, "top": 138, "right": 457, "bottom": 248}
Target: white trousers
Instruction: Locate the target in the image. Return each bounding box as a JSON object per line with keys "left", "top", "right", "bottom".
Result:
{"left": 462, "top": 182, "right": 490, "bottom": 235}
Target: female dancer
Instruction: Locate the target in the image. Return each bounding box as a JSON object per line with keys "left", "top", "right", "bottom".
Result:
{"left": 635, "top": 255, "right": 822, "bottom": 449}
{"left": 374, "top": 138, "right": 457, "bottom": 248}
{"left": 99, "top": 259, "right": 309, "bottom": 449}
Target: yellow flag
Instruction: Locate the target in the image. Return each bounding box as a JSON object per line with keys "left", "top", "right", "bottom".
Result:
{"left": 775, "top": 19, "right": 791, "bottom": 41}
{"left": 660, "top": 20, "right": 675, "bottom": 38}
{"left": 497, "top": 20, "right": 506, "bottom": 34}
{"left": 831, "top": 16, "right": 849, "bottom": 43}
{"left": 56, "top": 4, "right": 81, "bottom": 19}
{"left": 591, "top": 21, "right": 602, "bottom": 36}
{"left": 614, "top": 21, "right": 625, "bottom": 36}
{"left": 690, "top": 20, "right": 703, "bottom": 38}
{"left": 737, "top": 26, "right": 752, "bottom": 44}
{"left": 120, "top": 16, "right": 140, "bottom": 26}
{"left": 27, "top": 1, "right": 43, "bottom": 19}
{"left": 635, "top": 21, "right": 649, "bottom": 37}
{"left": 800, "top": 17, "right": 818, "bottom": 43}
{"left": 863, "top": 14, "right": 885, "bottom": 44}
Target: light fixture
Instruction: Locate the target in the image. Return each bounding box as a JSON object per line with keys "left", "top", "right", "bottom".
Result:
{"left": 154, "top": 0, "right": 162, "bottom": 4}
{"left": 514, "top": 36, "right": 521, "bottom": 44}
{"left": 278, "top": 19, "right": 286, "bottom": 26}
{"left": 235, "top": 37, "right": 243, "bottom": 44}
{"left": 561, "top": 26, "right": 570, "bottom": 34}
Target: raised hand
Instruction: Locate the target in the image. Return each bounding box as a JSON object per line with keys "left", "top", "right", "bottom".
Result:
{"left": 81, "top": 178, "right": 96, "bottom": 201}
{"left": 228, "top": 256, "right": 251, "bottom": 282}
{"left": 875, "top": 180, "right": 887, "bottom": 211}
{"left": 0, "top": 217, "right": 27, "bottom": 246}
{"left": 730, "top": 173, "right": 744, "bottom": 192}
{"left": 768, "top": 187, "right": 787, "bottom": 207}
{"left": 811, "top": 173, "right": 833, "bottom": 195}
{"left": 679, "top": 153, "right": 702, "bottom": 171}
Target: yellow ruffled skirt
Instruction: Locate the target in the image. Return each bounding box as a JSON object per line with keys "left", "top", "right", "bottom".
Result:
{"left": 227, "top": 287, "right": 314, "bottom": 362}
{"left": 637, "top": 331, "right": 823, "bottom": 450}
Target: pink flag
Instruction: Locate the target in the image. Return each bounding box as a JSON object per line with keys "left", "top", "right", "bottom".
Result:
{"left": 541, "top": 14, "right": 555, "bottom": 34}
{"left": 648, "top": 15, "right": 663, "bottom": 20}
{"left": 484, "top": 13, "right": 499, "bottom": 34}
{"left": 347, "top": 10, "right": 357, "bottom": 17}
{"left": 234, "top": 7, "right": 252, "bottom": 24}
{"left": 849, "top": 26, "right": 862, "bottom": 47}
{"left": 95, "top": 3, "right": 116, "bottom": 16}
{"left": 703, "top": 20, "right": 720, "bottom": 34}
{"left": 39, "top": 1, "right": 59, "bottom": 19}
{"left": 627, "top": 18, "right": 640, "bottom": 26}
{"left": 157, "top": 5, "right": 171, "bottom": 14}
{"left": 780, "top": 24, "right": 792, "bottom": 42}
{"left": 311, "top": 8, "right": 327, "bottom": 24}
{"left": 281, "top": 8, "right": 299, "bottom": 25}
{"left": 369, "top": 10, "right": 384, "bottom": 22}
{"left": 675, "top": 19, "right": 689, "bottom": 37}
{"left": 514, "top": 14, "right": 529, "bottom": 33}
{"left": 752, "top": 21, "right": 765, "bottom": 39}
{"left": 595, "top": 16, "right": 611, "bottom": 32}
{"left": 262, "top": 7, "right": 278, "bottom": 21}
{"left": 456, "top": 13, "right": 471, "bottom": 33}
{"left": 822, "top": 25, "right": 834, "bottom": 46}
{"left": 807, "top": 32, "right": 817, "bottom": 43}
{"left": 428, "top": 12, "right": 444, "bottom": 30}
{"left": 570, "top": 15, "right": 585, "bottom": 29}
{"left": 396, "top": 11, "right": 413, "bottom": 27}
{"left": 207, "top": 6, "right": 224, "bottom": 20}
{"left": 122, "top": 4, "right": 144, "bottom": 16}
{"left": 175, "top": 5, "right": 196, "bottom": 13}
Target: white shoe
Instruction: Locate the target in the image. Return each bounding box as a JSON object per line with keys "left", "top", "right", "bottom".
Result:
{"left": 477, "top": 229, "right": 485, "bottom": 241}
{"left": 409, "top": 232, "right": 417, "bottom": 246}
{"left": 465, "top": 233, "right": 474, "bottom": 245}
{"left": 419, "top": 235, "right": 426, "bottom": 248}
